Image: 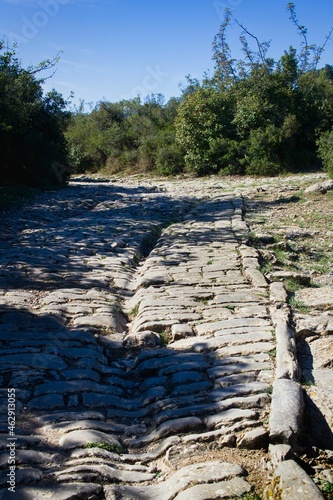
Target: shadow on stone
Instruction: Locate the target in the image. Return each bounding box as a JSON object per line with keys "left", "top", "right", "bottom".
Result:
{"left": 303, "top": 392, "right": 333, "bottom": 451}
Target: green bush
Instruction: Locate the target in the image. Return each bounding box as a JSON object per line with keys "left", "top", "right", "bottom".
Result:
{"left": 0, "top": 43, "right": 70, "bottom": 187}
{"left": 156, "top": 143, "right": 185, "bottom": 176}
{"left": 317, "top": 129, "right": 333, "bottom": 178}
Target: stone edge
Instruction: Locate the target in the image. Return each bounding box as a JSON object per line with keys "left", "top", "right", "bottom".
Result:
{"left": 233, "top": 194, "right": 324, "bottom": 499}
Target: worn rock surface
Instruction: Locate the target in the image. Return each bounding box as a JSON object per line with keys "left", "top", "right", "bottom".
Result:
{"left": 0, "top": 174, "right": 329, "bottom": 498}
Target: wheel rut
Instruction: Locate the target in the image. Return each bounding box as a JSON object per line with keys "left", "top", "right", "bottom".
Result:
{"left": 0, "top": 178, "right": 317, "bottom": 499}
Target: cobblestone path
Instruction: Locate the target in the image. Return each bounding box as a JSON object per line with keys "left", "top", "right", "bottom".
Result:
{"left": 0, "top": 178, "right": 322, "bottom": 499}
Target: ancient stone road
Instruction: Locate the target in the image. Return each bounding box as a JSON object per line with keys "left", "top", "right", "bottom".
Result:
{"left": 0, "top": 178, "right": 324, "bottom": 498}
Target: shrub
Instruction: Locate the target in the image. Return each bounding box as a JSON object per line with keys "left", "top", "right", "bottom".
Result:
{"left": 317, "top": 129, "right": 333, "bottom": 178}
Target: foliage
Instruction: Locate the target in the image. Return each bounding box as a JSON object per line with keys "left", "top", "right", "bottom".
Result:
{"left": 318, "top": 480, "right": 333, "bottom": 500}
{"left": 66, "top": 94, "right": 185, "bottom": 175}
{"left": 317, "top": 129, "right": 333, "bottom": 178}
{"left": 64, "top": 3, "right": 333, "bottom": 178}
{"left": 175, "top": 4, "right": 333, "bottom": 177}
{"left": 175, "top": 87, "right": 238, "bottom": 175}
{"left": 0, "top": 42, "right": 70, "bottom": 187}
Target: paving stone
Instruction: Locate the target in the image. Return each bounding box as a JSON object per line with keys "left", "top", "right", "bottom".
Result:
{"left": 213, "top": 372, "right": 258, "bottom": 387}
{"left": 0, "top": 434, "right": 43, "bottom": 449}
{"left": 174, "top": 477, "right": 252, "bottom": 500}
{"left": 195, "top": 317, "right": 270, "bottom": 335}
{"left": 264, "top": 460, "right": 324, "bottom": 499}
{"left": 211, "top": 381, "right": 268, "bottom": 401}
{"left": 62, "top": 369, "right": 100, "bottom": 382}
{"left": 34, "top": 380, "right": 124, "bottom": 397}
{"left": 212, "top": 341, "right": 275, "bottom": 357}
{"left": 45, "top": 419, "right": 126, "bottom": 435}
{"left": 208, "top": 358, "right": 270, "bottom": 379}
{"left": 28, "top": 394, "right": 65, "bottom": 410}
{"left": 0, "top": 353, "right": 67, "bottom": 370}
{"left": 155, "top": 393, "right": 269, "bottom": 426}
{"left": 172, "top": 370, "right": 203, "bottom": 384}
{"left": 59, "top": 429, "right": 122, "bottom": 450}
{"left": 52, "top": 463, "right": 155, "bottom": 483}
{"left": 171, "top": 323, "right": 194, "bottom": 341}
{"left": 1, "top": 483, "right": 103, "bottom": 500}
{"left": 0, "top": 311, "right": 33, "bottom": 328}
{"left": 37, "top": 411, "right": 106, "bottom": 425}
{"left": 123, "top": 330, "right": 161, "bottom": 347}
{"left": 268, "top": 444, "right": 293, "bottom": 467}
{"left": 204, "top": 409, "right": 258, "bottom": 430}
{"left": 172, "top": 381, "right": 212, "bottom": 396}
{"left": 0, "top": 449, "right": 58, "bottom": 466}
{"left": 237, "top": 426, "right": 269, "bottom": 449}
{"left": 128, "top": 417, "right": 203, "bottom": 447}
{"left": 159, "top": 361, "right": 209, "bottom": 375}
{"left": 133, "top": 353, "right": 206, "bottom": 376}
{"left": 0, "top": 467, "right": 42, "bottom": 487}
{"left": 104, "top": 461, "right": 246, "bottom": 500}
{"left": 73, "top": 314, "right": 124, "bottom": 331}
{"left": 211, "top": 291, "right": 263, "bottom": 304}
{"left": 269, "top": 379, "right": 304, "bottom": 447}
{"left": 270, "top": 281, "right": 288, "bottom": 303}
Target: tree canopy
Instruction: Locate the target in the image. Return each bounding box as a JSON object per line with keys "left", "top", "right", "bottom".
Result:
{"left": 0, "top": 42, "right": 70, "bottom": 187}
{"left": 175, "top": 3, "right": 333, "bottom": 177}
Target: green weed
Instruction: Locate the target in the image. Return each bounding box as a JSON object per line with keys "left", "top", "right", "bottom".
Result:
{"left": 129, "top": 304, "right": 139, "bottom": 318}
{"left": 159, "top": 331, "right": 169, "bottom": 346}
{"left": 235, "top": 493, "right": 262, "bottom": 500}
{"left": 301, "top": 375, "right": 314, "bottom": 387}
{"left": 318, "top": 480, "right": 333, "bottom": 500}
{"left": 285, "top": 278, "right": 303, "bottom": 292}
{"left": 288, "top": 296, "right": 311, "bottom": 313}
{"left": 83, "top": 442, "right": 125, "bottom": 454}
{"left": 225, "top": 304, "right": 236, "bottom": 311}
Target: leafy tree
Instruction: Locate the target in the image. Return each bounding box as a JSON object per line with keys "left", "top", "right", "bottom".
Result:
{"left": 0, "top": 42, "right": 70, "bottom": 187}
{"left": 65, "top": 3, "right": 333, "bottom": 179}
{"left": 177, "top": 3, "right": 333, "bottom": 177}
{"left": 66, "top": 94, "right": 185, "bottom": 175}
{"left": 175, "top": 87, "right": 238, "bottom": 175}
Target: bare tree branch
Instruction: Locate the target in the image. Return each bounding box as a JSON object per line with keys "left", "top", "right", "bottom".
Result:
{"left": 234, "top": 19, "right": 270, "bottom": 67}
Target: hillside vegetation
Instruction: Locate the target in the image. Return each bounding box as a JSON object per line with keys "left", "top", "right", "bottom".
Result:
{"left": 1, "top": 3, "right": 332, "bottom": 188}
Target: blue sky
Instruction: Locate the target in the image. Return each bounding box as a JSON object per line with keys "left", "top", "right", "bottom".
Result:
{"left": 1, "top": 0, "right": 333, "bottom": 108}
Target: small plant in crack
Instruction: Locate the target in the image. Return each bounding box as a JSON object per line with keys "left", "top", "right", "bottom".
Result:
{"left": 268, "top": 348, "right": 276, "bottom": 359}
{"left": 300, "top": 375, "right": 315, "bottom": 387}
{"left": 259, "top": 261, "right": 274, "bottom": 275}
{"left": 224, "top": 305, "right": 235, "bottom": 311}
{"left": 288, "top": 297, "right": 311, "bottom": 314}
{"left": 83, "top": 442, "right": 125, "bottom": 454}
{"left": 266, "top": 385, "right": 273, "bottom": 395}
{"left": 159, "top": 331, "right": 169, "bottom": 346}
{"left": 113, "top": 302, "right": 125, "bottom": 314}
{"left": 285, "top": 278, "right": 303, "bottom": 293}
{"left": 238, "top": 493, "right": 262, "bottom": 500}
{"left": 318, "top": 480, "right": 333, "bottom": 499}
{"left": 129, "top": 304, "right": 139, "bottom": 318}
{"left": 194, "top": 294, "right": 214, "bottom": 304}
